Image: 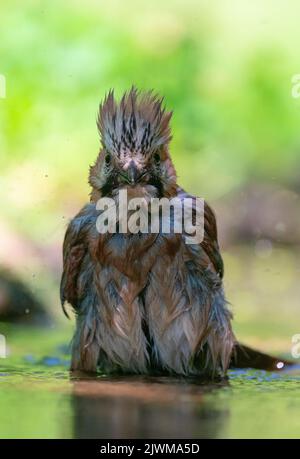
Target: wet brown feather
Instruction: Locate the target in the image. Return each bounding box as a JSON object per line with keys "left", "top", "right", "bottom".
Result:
{"left": 60, "top": 88, "right": 234, "bottom": 377}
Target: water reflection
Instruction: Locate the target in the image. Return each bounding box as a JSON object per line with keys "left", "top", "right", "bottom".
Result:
{"left": 71, "top": 376, "right": 229, "bottom": 438}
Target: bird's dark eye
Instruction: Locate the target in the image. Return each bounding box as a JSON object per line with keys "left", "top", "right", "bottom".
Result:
{"left": 154, "top": 153, "right": 160, "bottom": 164}
{"left": 105, "top": 154, "right": 111, "bottom": 165}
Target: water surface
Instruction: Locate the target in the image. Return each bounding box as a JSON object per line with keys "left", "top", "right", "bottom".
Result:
{"left": 0, "top": 325, "right": 299, "bottom": 439}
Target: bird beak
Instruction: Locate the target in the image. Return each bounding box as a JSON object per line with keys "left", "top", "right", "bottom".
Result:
{"left": 127, "top": 161, "right": 139, "bottom": 185}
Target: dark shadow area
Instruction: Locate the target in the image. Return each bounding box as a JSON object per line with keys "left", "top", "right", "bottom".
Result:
{"left": 0, "top": 268, "right": 52, "bottom": 326}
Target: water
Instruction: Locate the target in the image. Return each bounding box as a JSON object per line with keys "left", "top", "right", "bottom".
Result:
{"left": 0, "top": 325, "right": 300, "bottom": 438}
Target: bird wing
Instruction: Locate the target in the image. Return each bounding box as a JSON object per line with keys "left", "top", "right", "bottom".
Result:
{"left": 60, "top": 203, "right": 96, "bottom": 316}
{"left": 176, "top": 186, "right": 224, "bottom": 277}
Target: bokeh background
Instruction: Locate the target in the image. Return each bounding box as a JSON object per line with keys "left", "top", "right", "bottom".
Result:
{"left": 1, "top": 0, "right": 300, "bottom": 363}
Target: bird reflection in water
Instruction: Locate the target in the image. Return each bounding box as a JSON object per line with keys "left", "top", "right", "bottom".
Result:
{"left": 70, "top": 374, "right": 228, "bottom": 438}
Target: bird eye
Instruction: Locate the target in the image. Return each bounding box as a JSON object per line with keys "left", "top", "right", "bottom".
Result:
{"left": 104, "top": 154, "right": 111, "bottom": 165}
{"left": 154, "top": 153, "right": 160, "bottom": 164}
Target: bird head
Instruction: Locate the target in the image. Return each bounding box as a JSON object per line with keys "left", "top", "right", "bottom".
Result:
{"left": 89, "top": 88, "right": 177, "bottom": 201}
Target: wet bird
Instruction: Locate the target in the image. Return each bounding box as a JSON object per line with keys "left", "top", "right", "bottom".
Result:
{"left": 60, "top": 88, "right": 291, "bottom": 377}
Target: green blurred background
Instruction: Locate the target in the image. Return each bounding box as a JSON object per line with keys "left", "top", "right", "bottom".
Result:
{"left": 1, "top": 0, "right": 300, "bottom": 352}
{"left": 1, "top": 0, "right": 300, "bottom": 440}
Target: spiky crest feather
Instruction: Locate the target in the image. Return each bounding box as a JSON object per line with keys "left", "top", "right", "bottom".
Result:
{"left": 97, "top": 87, "right": 172, "bottom": 160}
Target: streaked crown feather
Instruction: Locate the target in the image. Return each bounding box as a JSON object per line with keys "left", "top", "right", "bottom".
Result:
{"left": 97, "top": 87, "right": 172, "bottom": 159}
